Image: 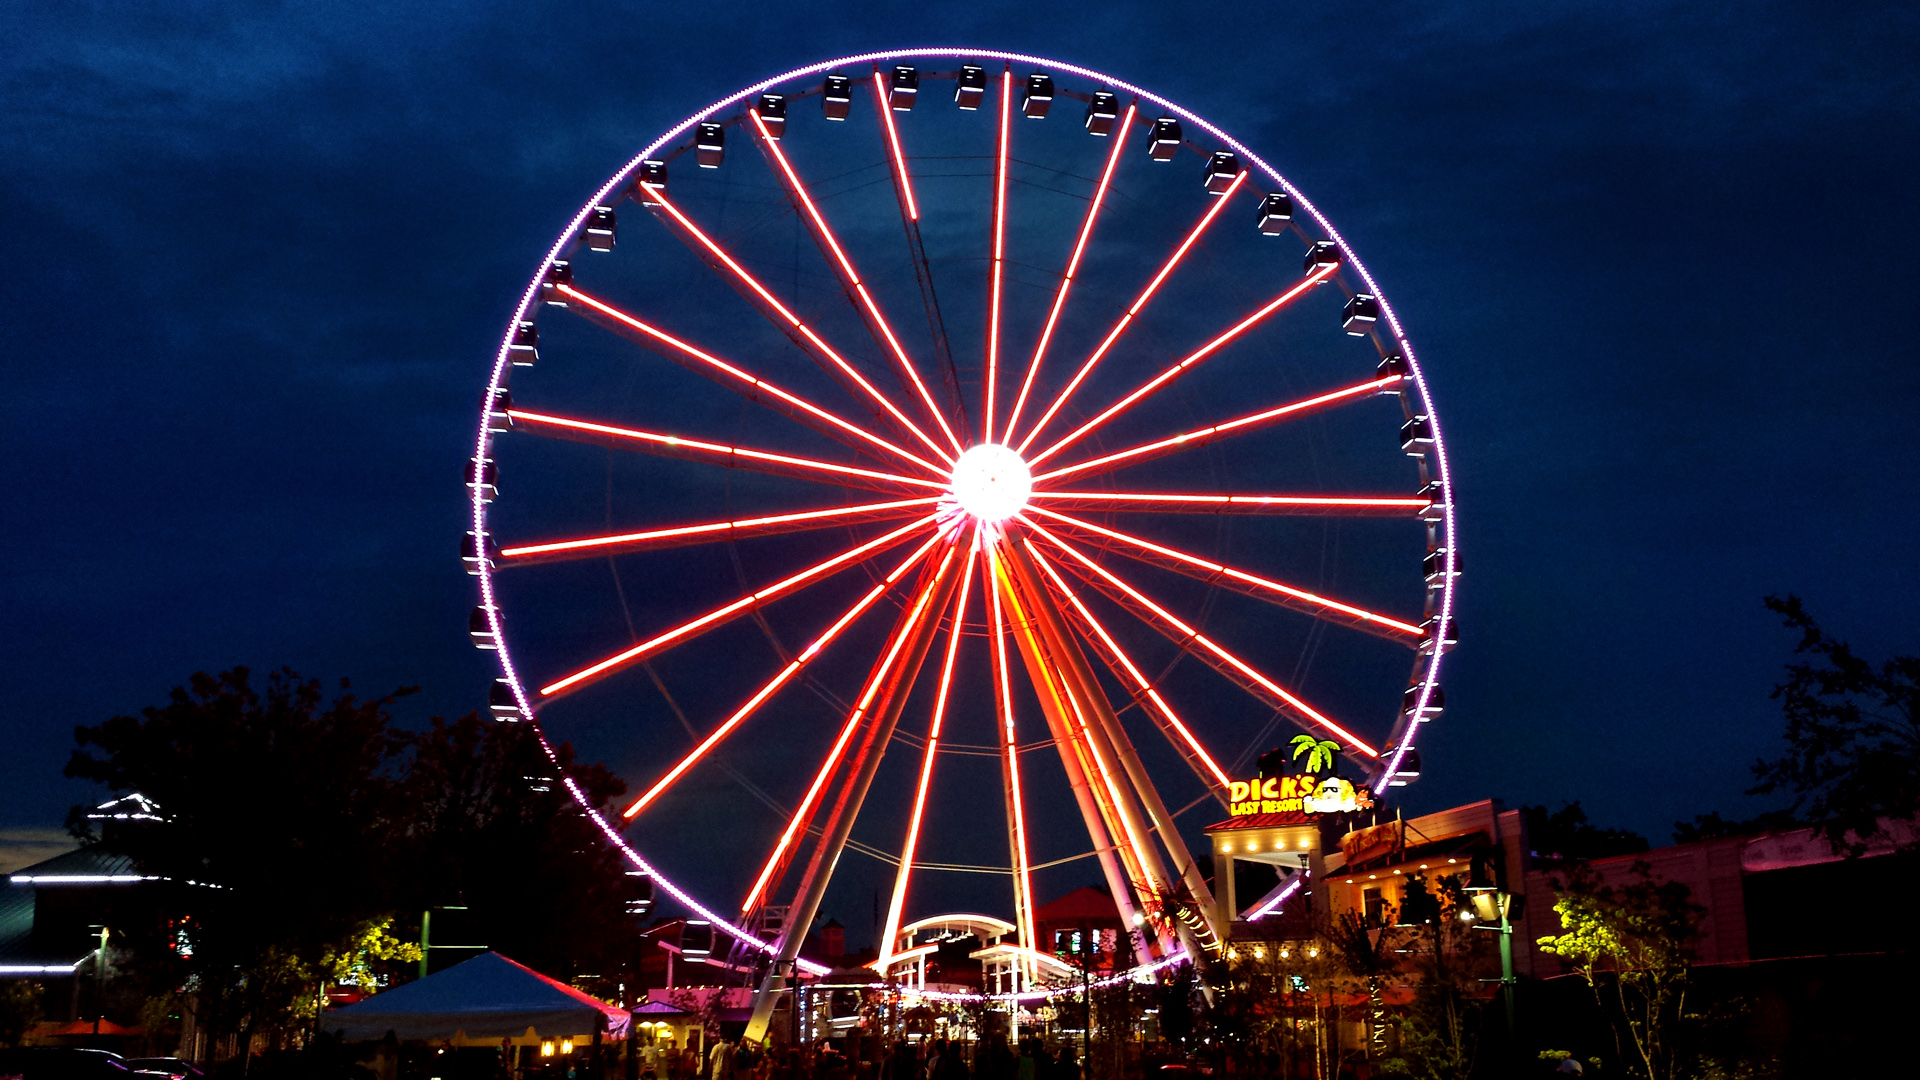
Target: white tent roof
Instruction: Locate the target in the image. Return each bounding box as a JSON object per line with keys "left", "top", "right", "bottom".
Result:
{"left": 323, "top": 951, "right": 631, "bottom": 1043}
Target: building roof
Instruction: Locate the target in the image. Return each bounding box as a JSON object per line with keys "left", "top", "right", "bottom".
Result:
{"left": 1032, "top": 887, "right": 1119, "bottom": 925}
{"left": 6, "top": 847, "right": 138, "bottom": 884}
{"left": 2, "top": 846, "right": 151, "bottom": 972}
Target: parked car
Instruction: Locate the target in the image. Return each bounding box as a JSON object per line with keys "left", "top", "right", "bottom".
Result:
{"left": 125, "top": 1060, "right": 204, "bottom": 1080}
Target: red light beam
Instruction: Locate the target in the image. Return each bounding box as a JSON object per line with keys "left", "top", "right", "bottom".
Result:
{"left": 620, "top": 528, "right": 950, "bottom": 821}
{"left": 507, "top": 410, "right": 946, "bottom": 495}
{"left": 1028, "top": 261, "right": 1336, "bottom": 467}
{"left": 750, "top": 109, "right": 964, "bottom": 457}
{"left": 984, "top": 66, "right": 1012, "bottom": 444}
{"left": 873, "top": 67, "right": 919, "bottom": 221}
{"left": 1021, "top": 540, "right": 1232, "bottom": 795}
{"left": 1021, "top": 518, "right": 1380, "bottom": 757}
{"left": 1032, "top": 375, "right": 1402, "bottom": 486}
{"left": 877, "top": 541, "right": 977, "bottom": 966}
{"left": 1015, "top": 170, "right": 1250, "bottom": 454}
{"left": 501, "top": 497, "right": 940, "bottom": 566}
{"left": 1027, "top": 505, "right": 1424, "bottom": 640}
{"left": 1003, "top": 102, "right": 1134, "bottom": 443}
{"left": 1029, "top": 491, "right": 1429, "bottom": 517}
{"left": 741, "top": 543, "right": 960, "bottom": 912}
{"left": 559, "top": 284, "right": 947, "bottom": 477}
{"left": 539, "top": 516, "right": 942, "bottom": 699}
{"left": 643, "top": 189, "right": 953, "bottom": 469}
{"left": 987, "top": 542, "right": 1039, "bottom": 963}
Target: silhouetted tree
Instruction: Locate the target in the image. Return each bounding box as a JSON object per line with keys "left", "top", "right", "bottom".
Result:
{"left": 1751, "top": 594, "right": 1920, "bottom": 856}
{"left": 1520, "top": 803, "right": 1649, "bottom": 864}
{"left": 66, "top": 667, "right": 413, "bottom": 1049}
{"left": 395, "top": 713, "right": 633, "bottom": 978}
{"left": 1668, "top": 809, "right": 1797, "bottom": 845}
{"left": 64, "top": 667, "right": 637, "bottom": 1054}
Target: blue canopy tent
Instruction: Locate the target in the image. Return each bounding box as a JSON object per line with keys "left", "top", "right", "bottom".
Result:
{"left": 324, "top": 952, "right": 631, "bottom": 1043}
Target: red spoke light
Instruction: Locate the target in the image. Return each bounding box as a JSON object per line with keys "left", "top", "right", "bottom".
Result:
{"left": 508, "top": 410, "right": 945, "bottom": 494}
{"left": 540, "top": 516, "right": 941, "bottom": 698}
{"left": 1017, "top": 170, "right": 1250, "bottom": 454}
{"left": 1004, "top": 101, "right": 1136, "bottom": 443}
{"left": 1029, "top": 260, "right": 1336, "bottom": 467}
{"left": 1033, "top": 375, "right": 1402, "bottom": 486}
{"left": 1027, "top": 505, "right": 1424, "bottom": 638}
{"left": 502, "top": 497, "right": 939, "bottom": 565}
{"left": 558, "top": 285, "right": 948, "bottom": 477}
{"left": 643, "top": 189, "right": 953, "bottom": 468}
{"left": 620, "top": 528, "right": 951, "bottom": 821}
{"left": 750, "top": 109, "right": 964, "bottom": 457}
{"left": 741, "top": 544, "right": 959, "bottom": 913}
{"left": 1023, "top": 518, "right": 1380, "bottom": 757}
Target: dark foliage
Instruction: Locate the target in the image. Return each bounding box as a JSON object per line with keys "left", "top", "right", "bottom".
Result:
{"left": 1669, "top": 809, "right": 1798, "bottom": 845}
{"left": 63, "top": 667, "right": 635, "bottom": 1049}
{"left": 67, "top": 668, "right": 415, "bottom": 1039}
{"left": 1520, "top": 802, "right": 1649, "bottom": 864}
{"left": 396, "top": 713, "right": 633, "bottom": 978}
{"left": 1750, "top": 595, "right": 1920, "bottom": 856}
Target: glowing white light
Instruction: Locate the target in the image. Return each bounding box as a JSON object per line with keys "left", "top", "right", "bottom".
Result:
{"left": 948, "top": 444, "right": 1031, "bottom": 523}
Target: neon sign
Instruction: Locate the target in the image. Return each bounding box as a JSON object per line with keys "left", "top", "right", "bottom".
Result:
{"left": 1226, "top": 767, "right": 1374, "bottom": 817}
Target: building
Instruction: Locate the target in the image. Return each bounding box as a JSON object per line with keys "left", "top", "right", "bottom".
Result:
{"left": 1315, "top": 798, "right": 1918, "bottom": 974}
{"left": 1031, "top": 886, "right": 1127, "bottom": 972}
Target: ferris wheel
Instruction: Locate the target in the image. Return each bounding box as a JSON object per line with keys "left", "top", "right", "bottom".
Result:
{"left": 465, "top": 49, "right": 1457, "bottom": 1032}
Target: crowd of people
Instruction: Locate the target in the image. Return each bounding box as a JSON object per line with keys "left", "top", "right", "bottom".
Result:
{"left": 644, "top": 1035, "right": 1084, "bottom": 1080}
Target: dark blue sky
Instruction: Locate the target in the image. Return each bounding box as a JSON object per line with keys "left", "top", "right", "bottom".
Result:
{"left": 4, "top": 1, "right": 1916, "bottom": 901}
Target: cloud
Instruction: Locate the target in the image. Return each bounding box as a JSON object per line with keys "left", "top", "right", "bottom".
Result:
{"left": 0, "top": 828, "right": 76, "bottom": 875}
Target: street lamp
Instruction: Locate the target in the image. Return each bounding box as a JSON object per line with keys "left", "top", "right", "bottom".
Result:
{"left": 1463, "top": 861, "right": 1517, "bottom": 1039}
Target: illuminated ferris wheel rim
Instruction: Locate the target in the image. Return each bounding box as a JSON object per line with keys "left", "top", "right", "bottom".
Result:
{"left": 469, "top": 46, "right": 1458, "bottom": 997}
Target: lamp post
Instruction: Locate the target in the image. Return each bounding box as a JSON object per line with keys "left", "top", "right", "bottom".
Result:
{"left": 1463, "top": 853, "right": 1518, "bottom": 1060}
{"left": 1465, "top": 888, "right": 1515, "bottom": 1034}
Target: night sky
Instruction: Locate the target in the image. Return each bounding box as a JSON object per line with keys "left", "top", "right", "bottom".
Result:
{"left": 4, "top": 2, "right": 1917, "bottom": 935}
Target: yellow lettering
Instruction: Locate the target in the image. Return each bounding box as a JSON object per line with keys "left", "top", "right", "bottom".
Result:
{"left": 1229, "top": 782, "right": 1250, "bottom": 804}
{"left": 1261, "top": 777, "right": 1280, "bottom": 799}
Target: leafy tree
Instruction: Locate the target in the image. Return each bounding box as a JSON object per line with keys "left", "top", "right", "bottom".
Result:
{"left": 64, "top": 667, "right": 637, "bottom": 1056}
{"left": 1383, "top": 873, "right": 1490, "bottom": 1080}
{"left": 395, "top": 713, "right": 634, "bottom": 978}
{"left": 1290, "top": 735, "right": 1339, "bottom": 775}
{"left": 1536, "top": 863, "right": 1702, "bottom": 1080}
{"left": 66, "top": 667, "right": 414, "bottom": 1050}
{"left": 1326, "top": 911, "right": 1392, "bottom": 1064}
{"left": 0, "top": 981, "right": 44, "bottom": 1048}
{"left": 1750, "top": 594, "right": 1920, "bottom": 856}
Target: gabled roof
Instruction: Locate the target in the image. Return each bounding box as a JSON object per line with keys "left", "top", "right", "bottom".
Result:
{"left": 1032, "top": 886, "right": 1119, "bottom": 925}
{"left": 323, "top": 951, "right": 630, "bottom": 1042}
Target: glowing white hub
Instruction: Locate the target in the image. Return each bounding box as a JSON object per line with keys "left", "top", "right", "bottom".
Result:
{"left": 948, "top": 443, "right": 1031, "bottom": 523}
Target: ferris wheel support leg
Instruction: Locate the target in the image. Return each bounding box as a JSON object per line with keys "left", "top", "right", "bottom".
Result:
{"left": 1013, "top": 544, "right": 1224, "bottom": 949}
{"left": 991, "top": 547, "right": 1159, "bottom": 968}
{"left": 745, "top": 549, "right": 960, "bottom": 1044}
{"left": 1001, "top": 541, "right": 1222, "bottom": 965}
{"left": 986, "top": 549, "right": 1039, "bottom": 983}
